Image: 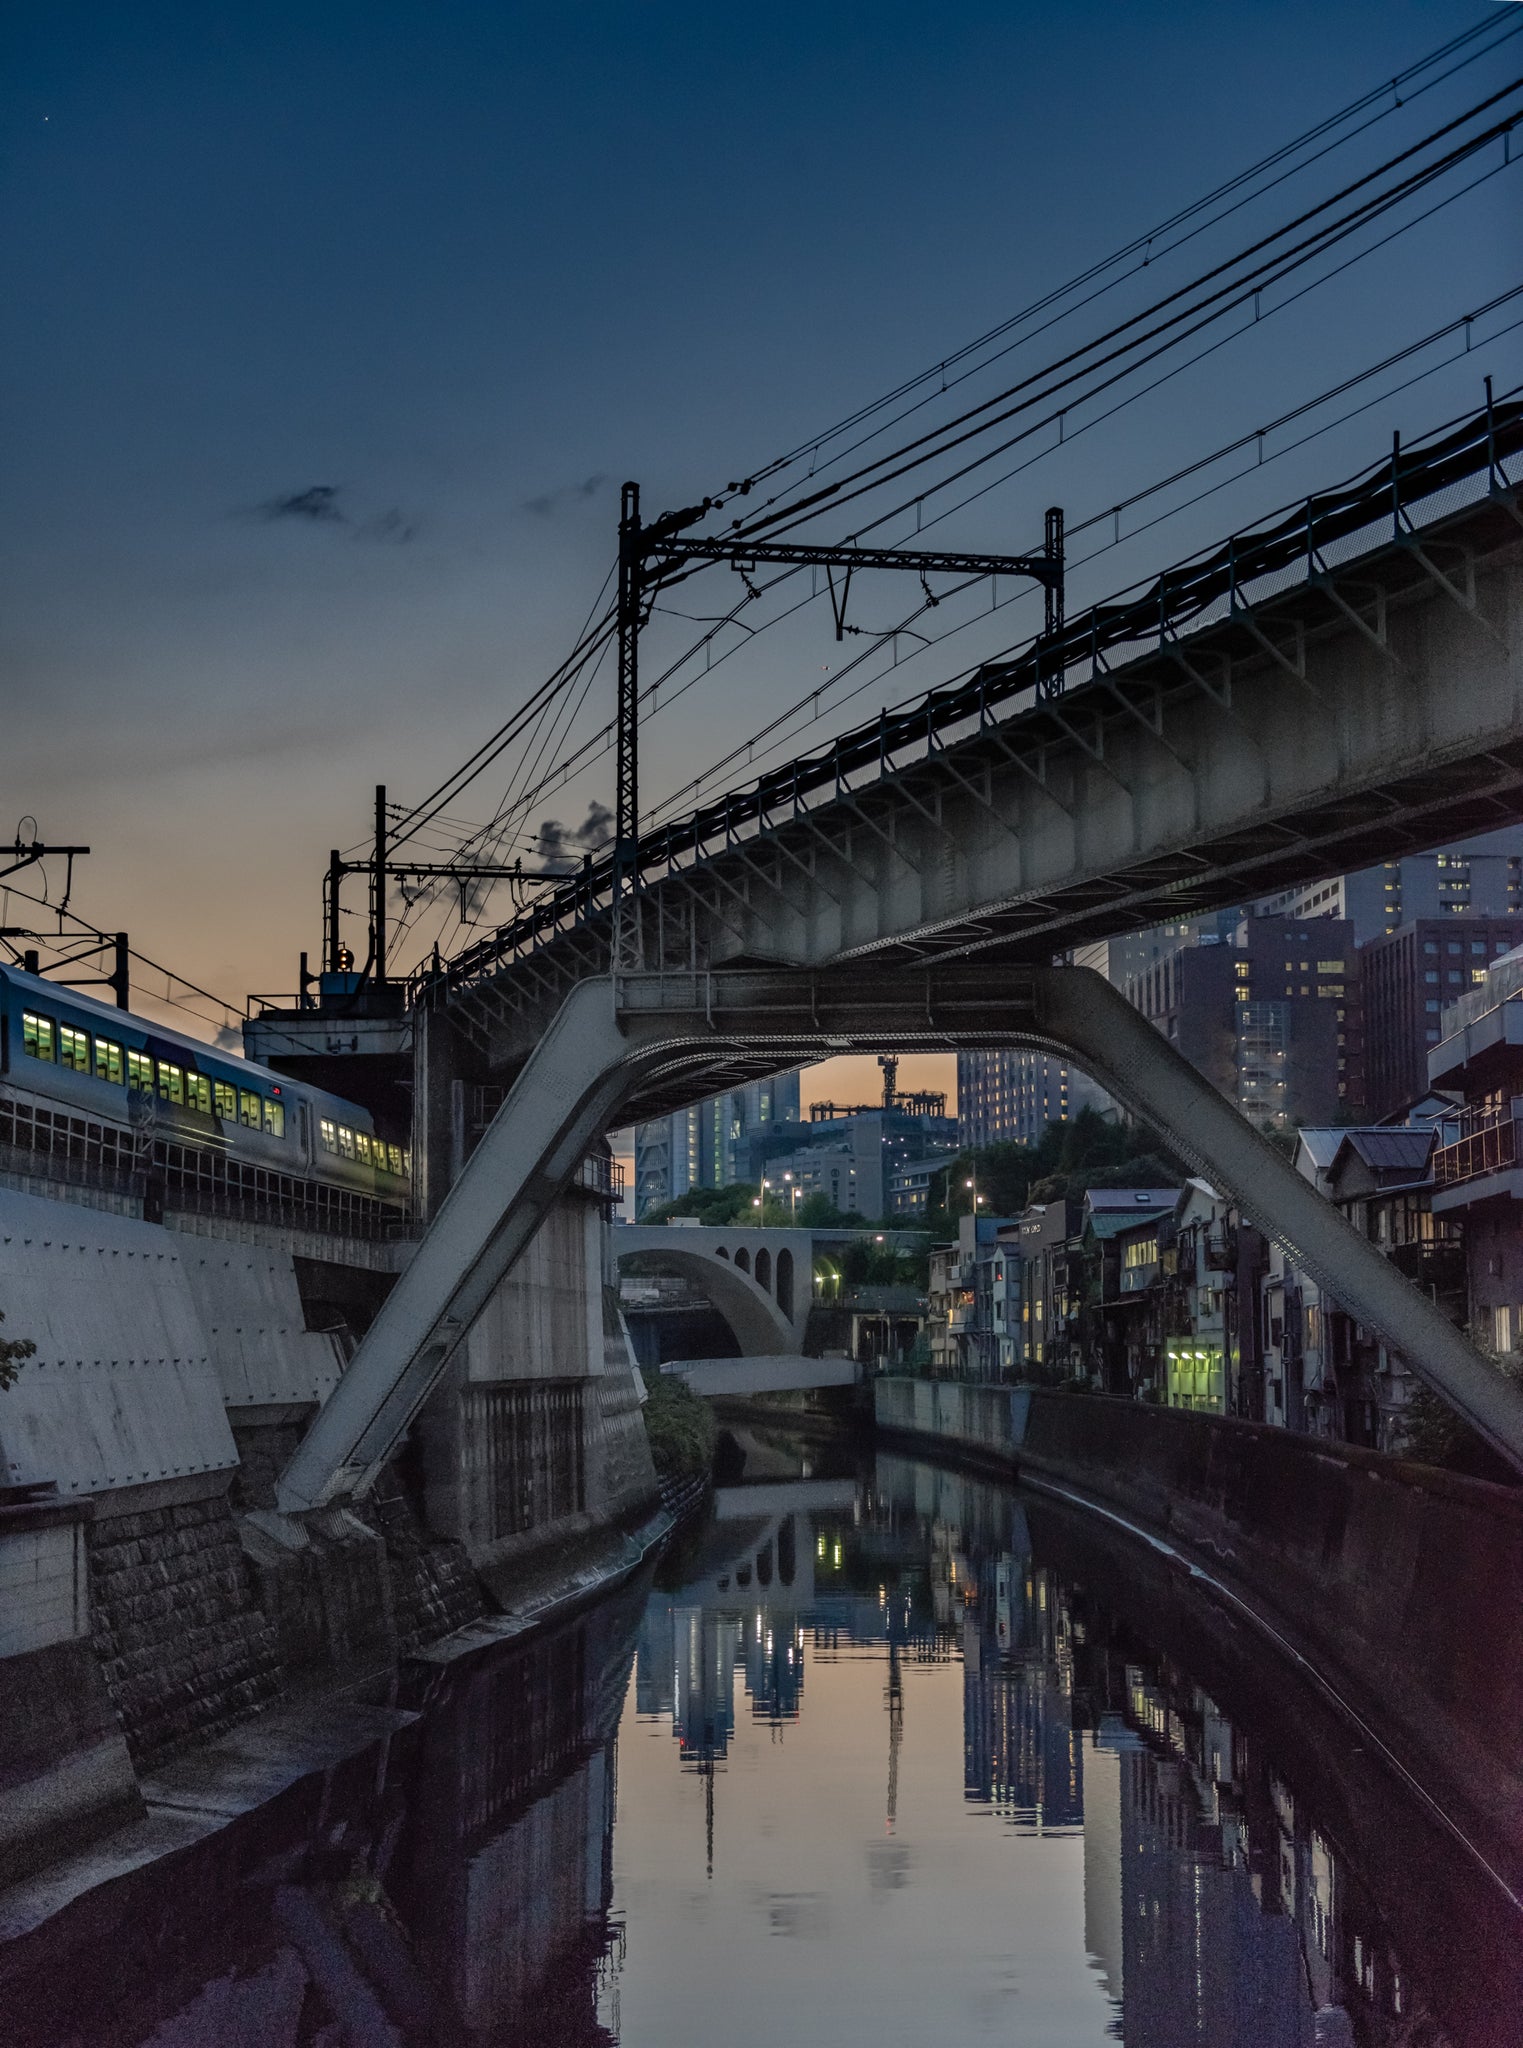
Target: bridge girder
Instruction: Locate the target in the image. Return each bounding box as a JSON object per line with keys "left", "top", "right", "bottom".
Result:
{"left": 446, "top": 494, "right": 1523, "bottom": 1069}
{"left": 277, "top": 963, "right": 1523, "bottom": 1511}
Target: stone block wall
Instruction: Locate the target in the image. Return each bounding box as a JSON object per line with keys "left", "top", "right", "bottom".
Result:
{"left": 87, "top": 1491, "right": 284, "bottom": 1765}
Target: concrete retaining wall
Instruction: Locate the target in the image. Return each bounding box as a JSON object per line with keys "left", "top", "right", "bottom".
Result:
{"left": 0, "top": 1495, "right": 141, "bottom": 1887}
{"left": 873, "top": 1377, "right": 1523, "bottom": 1874}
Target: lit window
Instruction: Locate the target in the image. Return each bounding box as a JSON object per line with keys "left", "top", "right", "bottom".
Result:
{"left": 214, "top": 1079, "right": 237, "bottom": 1120}
{"left": 354, "top": 1131, "right": 372, "bottom": 1164}
{"left": 401, "top": 1149, "right": 412, "bottom": 1177}
{"left": 1316, "top": 960, "right": 1345, "bottom": 974}
{"left": 156, "top": 1061, "right": 185, "bottom": 1106}
{"left": 58, "top": 1023, "right": 91, "bottom": 1073}
{"left": 319, "top": 1117, "right": 338, "bottom": 1154}
{"left": 239, "top": 1089, "right": 261, "bottom": 1129}
{"left": 93, "top": 1037, "right": 124, "bottom": 1085}
{"left": 1123, "top": 1236, "right": 1158, "bottom": 1270}
{"left": 262, "top": 1097, "right": 285, "bottom": 1138}
{"left": 21, "top": 1011, "right": 55, "bottom": 1062}
{"left": 127, "top": 1049, "right": 153, "bottom": 1092}
{"left": 387, "top": 1142, "right": 403, "bottom": 1175}
{"left": 338, "top": 1126, "right": 356, "bottom": 1159}
{"left": 186, "top": 1073, "right": 212, "bottom": 1115}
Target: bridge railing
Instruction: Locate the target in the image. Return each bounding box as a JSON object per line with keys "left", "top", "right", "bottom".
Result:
{"left": 425, "top": 388, "right": 1522, "bottom": 1003}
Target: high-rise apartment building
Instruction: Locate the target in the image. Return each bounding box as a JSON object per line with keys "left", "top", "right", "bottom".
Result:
{"left": 1125, "top": 917, "right": 1360, "bottom": 1127}
{"left": 632, "top": 1071, "right": 801, "bottom": 1216}
{"left": 1258, "top": 826, "right": 1523, "bottom": 944}
{"left": 955, "top": 1049, "right": 1111, "bottom": 1149}
{"left": 1360, "top": 918, "right": 1523, "bottom": 1118}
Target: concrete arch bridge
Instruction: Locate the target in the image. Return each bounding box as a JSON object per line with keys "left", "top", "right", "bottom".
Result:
{"left": 615, "top": 1224, "right": 814, "bottom": 1354}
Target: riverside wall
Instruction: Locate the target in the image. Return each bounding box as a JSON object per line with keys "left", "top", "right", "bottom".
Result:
{"left": 0, "top": 1179, "right": 660, "bottom": 1896}
{"left": 873, "top": 1377, "right": 1523, "bottom": 1880}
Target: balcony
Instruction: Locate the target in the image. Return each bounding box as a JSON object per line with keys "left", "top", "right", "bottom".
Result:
{"left": 1433, "top": 1110, "right": 1518, "bottom": 1192}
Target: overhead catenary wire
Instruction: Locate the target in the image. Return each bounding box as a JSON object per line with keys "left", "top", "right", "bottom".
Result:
{"left": 392, "top": 25, "right": 1523, "bottom": 958}
{"left": 643, "top": 310, "right": 1523, "bottom": 823}
{"left": 708, "top": 78, "right": 1523, "bottom": 550}
{"left": 720, "top": 10, "right": 1523, "bottom": 504}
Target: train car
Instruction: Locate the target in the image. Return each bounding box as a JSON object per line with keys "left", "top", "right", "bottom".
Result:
{"left": 0, "top": 963, "right": 409, "bottom": 1208}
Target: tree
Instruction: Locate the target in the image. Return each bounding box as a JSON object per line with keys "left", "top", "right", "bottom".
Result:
{"left": 922, "top": 1108, "right": 1185, "bottom": 1235}
{"left": 0, "top": 1308, "right": 35, "bottom": 1392}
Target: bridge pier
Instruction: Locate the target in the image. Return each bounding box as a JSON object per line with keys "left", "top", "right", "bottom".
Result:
{"left": 277, "top": 963, "right": 1523, "bottom": 1510}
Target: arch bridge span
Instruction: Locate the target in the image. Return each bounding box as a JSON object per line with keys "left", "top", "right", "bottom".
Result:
{"left": 615, "top": 1224, "right": 813, "bottom": 1355}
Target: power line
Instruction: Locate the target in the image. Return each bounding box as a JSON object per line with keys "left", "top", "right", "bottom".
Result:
{"left": 717, "top": 79, "right": 1523, "bottom": 548}
{"left": 719, "top": 11, "right": 1522, "bottom": 506}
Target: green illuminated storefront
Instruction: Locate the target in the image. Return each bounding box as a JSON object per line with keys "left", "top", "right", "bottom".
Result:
{"left": 1164, "top": 1339, "right": 1226, "bottom": 1413}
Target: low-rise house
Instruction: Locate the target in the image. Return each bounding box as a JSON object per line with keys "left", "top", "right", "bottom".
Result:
{"left": 1015, "top": 1199, "right": 1084, "bottom": 1380}
{"left": 927, "top": 1213, "right": 1015, "bottom": 1379}
{"left": 1430, "top": 944, "right": 1523, "bottom": 1358}
{"left": 1080, "top": 1188, "right": 1180, "bottom": 1395}
{"left": 1260, "top": 1111, "right": 1456, "bottom": 1449}
{"left": 1156, "top": 1179, "right": 1237, "bottom": 1413}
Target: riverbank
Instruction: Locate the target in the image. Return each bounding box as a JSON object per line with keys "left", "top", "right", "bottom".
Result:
{"left": 872, "top": 1376, "right": 1523, "bottom": 1904}
{"left": 0, "top": 1493, "right": 676, "bottom": 1949}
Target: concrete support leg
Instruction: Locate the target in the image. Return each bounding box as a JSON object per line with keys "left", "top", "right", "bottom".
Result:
{"left": 278, "top": 980, "right": 658, "bottom": 1511}
{"left": 1030, "top": 967, "right": 1523, "bottom": 1474}
{"left": 280, "top": 960, "right": 1523, "bottom": 1511}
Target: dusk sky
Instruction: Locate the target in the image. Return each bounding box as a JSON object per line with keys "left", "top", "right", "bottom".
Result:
{"left": 5, "top": 2, "right": 1520, "bottom": 1108}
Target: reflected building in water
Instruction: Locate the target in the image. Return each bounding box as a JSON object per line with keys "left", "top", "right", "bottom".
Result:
{"left": 7, "top": 1462, "right": 1453, "bottom": 2048}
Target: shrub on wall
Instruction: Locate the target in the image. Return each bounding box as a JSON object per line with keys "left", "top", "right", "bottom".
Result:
{"left": 641, "top": 1372, "right": 718, "bottom": 1482}
{"left": 0, "top": 1307, "right": 34, "bottom": 1391}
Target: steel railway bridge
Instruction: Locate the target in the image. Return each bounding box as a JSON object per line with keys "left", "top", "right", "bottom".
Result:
{"left": 266, "top": 396, "right": 1523, "bottom": 1510}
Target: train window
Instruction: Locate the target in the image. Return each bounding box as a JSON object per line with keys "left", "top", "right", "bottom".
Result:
{"left": 156, "top": 1061, "right": 185, "bottom": 1106}
{"left": 354, "top": 1131, "right": 372, "bottom": 1164}
{"left": 21, "top": 1012, "right": 55, "bottom": 1062}
{"left": 402, "top": 1149, "right": 412, "bottom": 1177}
{"left": 319, "top": 1117, "right": 337, "bottom": 1153}
{"left": 186, "top": 1074, "right": 212, "bottom": 1115}
{"left": 58, "top": 1024, "right": 91, "bottom": 1073}
{"left": 338, "top": 1126, "right": 356, "bottom": 1159}
{"left": 387, "top": 1142, "right": 403, "bottom": 1175}
{"left": 93, "top": 1037, "right": 124, "bottom": 1086}
{"left": 262, "top": 1098, "right": 285, "bottom": 1139}
{"left": 127, "top": 1050, "right": 154, "bottom": 1093}
{"left": 239, "top": 1090, "right": 260, "bottom": 1129}
{"left": 214, "top": 1079, "right": 237, "bottom": 1121}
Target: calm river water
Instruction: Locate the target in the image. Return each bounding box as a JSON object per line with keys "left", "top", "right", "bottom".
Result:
{"left": 5, "top": 1432, "right": 1520, "bottom": 2047}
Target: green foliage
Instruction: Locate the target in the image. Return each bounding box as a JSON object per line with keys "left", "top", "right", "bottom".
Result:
{"left": 1400, "top": 1353, "right": 1523, "bottom": 1484}
{"left": 923, "top": 1108, "right": 1184, "bottom": 1234}
{"left": 641, "top": 1371, "right": 718, "bottom": 1482}
{"left": 642, "top": 1183, "right": 767, "bottom": 1227}
{"left": 0, "top": 1308, "right": 34, "bottom": 1393}
{"left": 834, "top": 1237, "right": 922, "bottom": 1287}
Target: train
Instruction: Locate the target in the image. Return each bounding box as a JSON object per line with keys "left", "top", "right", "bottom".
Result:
{"left": 0, "top": 962, "right": 408, "bottom": 1204}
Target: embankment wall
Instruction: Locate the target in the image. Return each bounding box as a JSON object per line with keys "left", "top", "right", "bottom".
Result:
{"left": 0, "top": 1176, "right": 659, "bottom": 1893}
{"left": 873, "top": 1377, "right": 1523, "bottom": 1877}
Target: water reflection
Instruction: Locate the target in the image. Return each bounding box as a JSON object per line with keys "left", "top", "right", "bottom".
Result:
{"left": 4, "top": 1447, "right": 1517, "bottom": 2046}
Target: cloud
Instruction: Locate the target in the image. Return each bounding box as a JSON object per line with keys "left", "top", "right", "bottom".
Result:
{"left": 355, "top": 508, "right": 417, "bottom": 545}
{"left": 251, "top": 486, "right": 416, "bottom": 543}
{"left": 523, "top": 473, "right": 607, "bottom": 518}
{"left": 260, "top": 484, "right": 347, "bottom": 524}
{"left": 535, "top": 799, "right": 614, "bottom": 873}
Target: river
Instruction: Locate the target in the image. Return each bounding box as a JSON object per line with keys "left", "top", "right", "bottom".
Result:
{"left": 4, "top": 1430, "right": 1518, "bottom": 2046}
